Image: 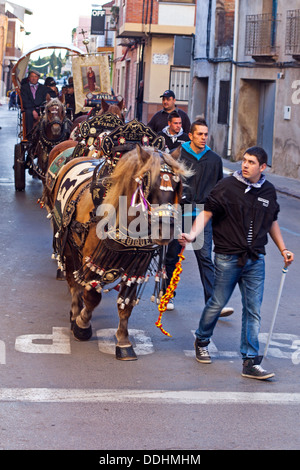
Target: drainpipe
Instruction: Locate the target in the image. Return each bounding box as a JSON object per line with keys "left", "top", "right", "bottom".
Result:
{"left": 227, "top": 0, "right": 239, "bottom": 158}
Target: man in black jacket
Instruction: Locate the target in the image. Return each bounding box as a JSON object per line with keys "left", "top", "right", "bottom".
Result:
{"left": 179, "top": 146, "right": 294, "bottom": 379}
{"left": 20, "top": 70, "right": 49, "bottom": 136}
{"left": 148, "top": 90, "right": 190, "bottom": 134}
{"left": 158, "top": 111, "right": 189, "bottom": 151}
{"left": 165, "top": 118, "right": 233, "bottom": 317}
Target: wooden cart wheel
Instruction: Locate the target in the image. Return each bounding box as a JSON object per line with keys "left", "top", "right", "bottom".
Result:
{"left": 14, "top": 143, "right": 26, "bottom": 191}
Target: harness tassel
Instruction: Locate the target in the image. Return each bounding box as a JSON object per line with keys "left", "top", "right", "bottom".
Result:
{"left": 155, "top": 247, "right": 185, "bottom": 337}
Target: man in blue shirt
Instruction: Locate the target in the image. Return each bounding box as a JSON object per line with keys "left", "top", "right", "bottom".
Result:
{"left": 165, "top": 118, "right": 233, "bottom": 317}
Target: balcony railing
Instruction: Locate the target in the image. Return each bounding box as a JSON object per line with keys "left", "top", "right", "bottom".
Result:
{"left": 245, "top": 13, "right": 280, "bottom": 60}
{"left": 286, "top": 9, "right": 300, "bottom": 58}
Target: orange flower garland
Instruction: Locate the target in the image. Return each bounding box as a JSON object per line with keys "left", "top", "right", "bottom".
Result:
{"left": 156, "top": 247, "right": 185, "bottom": 337}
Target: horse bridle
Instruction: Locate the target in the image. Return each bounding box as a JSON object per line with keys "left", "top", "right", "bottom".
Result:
{"left": 47, "top": 104, "right": 64, "bottom": 128}
{"left": 130, "top": 161, "right": 181, "bottom": 221}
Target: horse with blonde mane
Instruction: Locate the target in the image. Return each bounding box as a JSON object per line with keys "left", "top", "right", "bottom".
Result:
{"left": 43, "top": 142, "right": 189, "bottom": 360}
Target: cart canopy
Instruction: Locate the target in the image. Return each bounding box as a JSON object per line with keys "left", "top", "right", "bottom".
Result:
{"left": 12, "top": 43, "right": 84, "bottom": 89}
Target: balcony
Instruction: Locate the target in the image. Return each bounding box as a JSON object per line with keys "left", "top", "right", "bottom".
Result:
{"left": 285, "top": 9, "right": 300, "bottom": 61}
{"left": 116, "top": 0, "right": 195, "bottom": 38}
{"left": 245, "top": 13, "right": 280, "bottom": 62}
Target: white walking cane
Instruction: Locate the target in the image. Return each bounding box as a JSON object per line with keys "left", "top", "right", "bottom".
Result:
{"left": 263, "top": 254, "right": 291, "bottom": 358}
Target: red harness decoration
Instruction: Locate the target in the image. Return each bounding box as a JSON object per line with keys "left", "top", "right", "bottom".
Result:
{"left": 156, "top": 247, "right": 185, "bottom": 337}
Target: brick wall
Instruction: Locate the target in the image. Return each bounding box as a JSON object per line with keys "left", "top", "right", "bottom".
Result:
{"left": 216, "top": 0, "right": 235, "bottom": 47}
{"left": 124, "top": 0, "right": 159, "bottom": 24}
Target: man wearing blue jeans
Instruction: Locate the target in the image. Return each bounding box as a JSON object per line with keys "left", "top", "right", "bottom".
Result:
{"left": 179, "top": 146, "right": 294, "bottom": 380}
{"left": 165, "top": 118, "right": 233, "bottom": 317}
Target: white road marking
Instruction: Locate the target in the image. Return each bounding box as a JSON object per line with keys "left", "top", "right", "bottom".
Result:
{"left": 0, "top": 341, "right": 5, "bottom": 364}
{"left": 0, "top": 388, "right": 300, "bottom": 405}
{"left": 15, "top": 327, "right": 71, "bottom": 354}
{"left": 96, "top": 328, "right": 154, "bottom": 355}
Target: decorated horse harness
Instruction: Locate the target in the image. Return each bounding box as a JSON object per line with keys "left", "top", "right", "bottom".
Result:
{"left": 47, "top": 118, "right": 184, "bottom": 336}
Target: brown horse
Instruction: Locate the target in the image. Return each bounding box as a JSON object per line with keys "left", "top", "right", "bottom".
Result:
{"left": 43, "top": 144, "right": 189, "bottom": 360}
{"left": 27, "top": 98, "right": 72, "bottom": 178}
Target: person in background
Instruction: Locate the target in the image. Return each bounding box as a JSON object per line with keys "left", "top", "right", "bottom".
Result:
{"left": 136, "top": 80, "right": 144, "bottom": 121}
{"left": 20, "top": 70, "right": 49, "bottom": 135}
{"left": 179, "top": 146, "right": 294, "bottom": 380}
{"left": 158, "top": 111, "right": 189, "bottom": 152}
{"left": 148, "top": 90, "right": 190, "bottom": 134}
{"left": 44, "top": 77, "right": 59, "bottom": 98}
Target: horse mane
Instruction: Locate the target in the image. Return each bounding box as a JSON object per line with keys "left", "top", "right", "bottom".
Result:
{"left": 103, "top": 145, "right": 190, "bottom": 209}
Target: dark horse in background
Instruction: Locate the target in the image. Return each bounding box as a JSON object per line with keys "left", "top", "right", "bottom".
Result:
{"left": 45, "top": 98, "right": 125, "bottom": 171}
{"left": 26, "top": 98, "right": 72, "bottom": 179}
{"left": 70, "top": 97, "right": 124, "bottom": 141}
{"left": 43, "top": 144, "right": 189, "bottom": 360}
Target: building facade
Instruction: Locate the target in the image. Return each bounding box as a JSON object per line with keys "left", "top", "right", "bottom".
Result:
{"left": 232, "top": 0, "right": 300, "bottom": 179}
{"left": 0, "top": 1, "right": 31, "bottom": 98}
{"left": 190, "top": 0, "right": 300, "bottom": 180}
{"left": 111, "top": 0, "right": 195, "bottom": 122}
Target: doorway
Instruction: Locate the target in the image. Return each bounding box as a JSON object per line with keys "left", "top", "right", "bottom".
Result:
{"left": 257, "top": 81, "right": 276, "bottom": 166}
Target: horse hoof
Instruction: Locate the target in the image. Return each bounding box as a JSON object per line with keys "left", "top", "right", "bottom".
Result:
{"left": 116, "top": 345, "right": 137, "bottom": 361}
{"left": 56, "top": 269, "right": 65, "bottom": 280}
{"left": 72, "top": 322, "right": 92, "bottom": 341}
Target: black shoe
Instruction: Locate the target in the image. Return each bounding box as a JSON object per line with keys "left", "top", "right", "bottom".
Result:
{"left": 242, "top": 356, "right": 275, "bottom": 380}
{"left": 194, "top": 339, "right": 211, "bottom": 364}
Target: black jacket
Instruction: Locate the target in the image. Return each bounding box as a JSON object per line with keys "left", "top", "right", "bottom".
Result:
{"left": 148, "top": 108, "right": 191, "bottom": 134}
{"left": 158, "top": 127, "right": 190, "bottom": 151}
{"left": 20, "top": 82, "right": 49, "bottom": 111}
{"left": 205, "top": 175, "right": 280, "bottom": 263}
{"left": 179, "top": 143, "right": 223, "bottom": 205}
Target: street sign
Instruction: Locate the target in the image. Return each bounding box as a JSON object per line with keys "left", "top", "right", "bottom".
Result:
{"left": 91, "top": 9, "right": 105, "bottom": 35}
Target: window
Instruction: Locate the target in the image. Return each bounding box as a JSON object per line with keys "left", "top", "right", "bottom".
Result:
{"left": 218, "top": 80, "right": 230, "bottom": 124}
{"left": 286, "top": 9, "right": 300, "bottom": 55}
{"left": 170, "top": 67, "right": 190, "bottom": 101}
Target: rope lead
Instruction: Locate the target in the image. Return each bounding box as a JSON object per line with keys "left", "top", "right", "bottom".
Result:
{"left": 155, "top": 247, "right": 185, "bottom": 337}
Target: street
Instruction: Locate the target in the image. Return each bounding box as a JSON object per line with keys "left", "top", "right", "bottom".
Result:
{"left": 0, "top": 105, "right": 300, "bottom": 452}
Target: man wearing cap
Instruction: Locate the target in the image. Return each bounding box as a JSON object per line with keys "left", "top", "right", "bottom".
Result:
{"left": 148, "top": 90, "right": 190, "bottom": 134}
{"left": 20, "top": 70, "right": 49, "bottom": 135}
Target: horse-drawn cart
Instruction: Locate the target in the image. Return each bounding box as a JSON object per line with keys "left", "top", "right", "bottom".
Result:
{"left": 12, "top": 43, "right": 85, "bottom": 191}
{"left": 12, "top": 42, "right": 121, "bottom": 192}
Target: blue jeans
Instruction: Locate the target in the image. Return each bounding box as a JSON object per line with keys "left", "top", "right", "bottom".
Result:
{"left": 195, "top": 253, "right": 265, "bottom": 359}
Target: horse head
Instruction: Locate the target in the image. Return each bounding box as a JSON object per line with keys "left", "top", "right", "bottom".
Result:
{"left": 43, "top": 97, "right": 66, "bottom": 137}
{"left": 99, "top": 97, "right": 124, "bottom": 120}
{"left": 102, "top": 144, "right": 189, "bottom": 246}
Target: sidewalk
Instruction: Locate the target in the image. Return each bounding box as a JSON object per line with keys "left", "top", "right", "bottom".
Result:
{"left": 222, "top": 158, "right": 300, "bottom": 200}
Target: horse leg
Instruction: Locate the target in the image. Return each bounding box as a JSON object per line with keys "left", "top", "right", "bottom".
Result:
{"left": 72, "top": 288, "right": 102, "bottom": 341}
{"left": 64, "top": 245, "right": 95, "bottom": 341}
{"left": 115, "top": 287, "right": 137, "bottom": 360}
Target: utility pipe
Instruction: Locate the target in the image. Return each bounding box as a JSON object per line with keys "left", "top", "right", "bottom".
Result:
{"left": 227, "top": 0, "right": 239, "bottom": 158}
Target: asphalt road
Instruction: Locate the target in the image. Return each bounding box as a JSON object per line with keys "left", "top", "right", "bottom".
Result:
{"left": 0, "top": 105, "right": 300, "bottom": 453}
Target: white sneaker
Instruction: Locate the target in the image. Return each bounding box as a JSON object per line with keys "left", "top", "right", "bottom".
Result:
{"left": 219, "top": 307, "right": 234, "bottom": 317}
{"left": 166, "top": 299, "right": 175, "bottom": 311}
